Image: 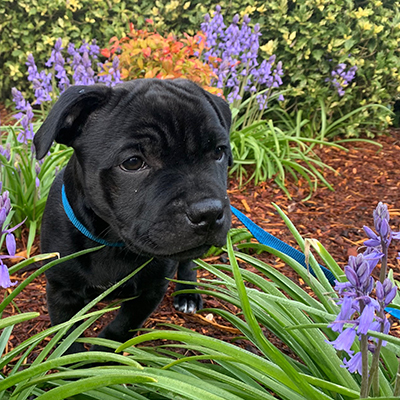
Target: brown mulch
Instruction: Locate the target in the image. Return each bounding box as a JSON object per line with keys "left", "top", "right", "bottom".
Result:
{"left": 2, "top": 126, "right": 400, "bottom": 366}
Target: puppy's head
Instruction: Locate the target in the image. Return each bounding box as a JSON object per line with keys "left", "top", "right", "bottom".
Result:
{"left": 34, "top": 79, "right": 232, "bottom": 259}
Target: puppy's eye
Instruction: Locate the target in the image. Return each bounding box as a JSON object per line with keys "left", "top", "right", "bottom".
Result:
{"left": 214, "top": 146, "right": 225, "bottom": 161}
{"left": 120, "top": 156, "right": 145, "bottom": 171}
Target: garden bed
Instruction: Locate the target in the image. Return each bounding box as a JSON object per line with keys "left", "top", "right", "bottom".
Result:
{"left": 3, "top": 128, "right": 400, "bottom": 363}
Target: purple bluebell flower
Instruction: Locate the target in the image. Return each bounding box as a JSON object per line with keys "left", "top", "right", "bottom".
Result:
{"left": 328, "top": 296, "right": 353, "bottom": 332}
{"left": 45, "top": 38, "right": 70, "bottom": 93}
{"left": 363, "top": 225, "right": 381, "bottom": 247}
{"left": 0, "top": 261, "right": 17, "bottom": 289}
{"left": 98, "top": 56, "right": 123, "bottom": 87}
{"left": 201, "top": 7, "right": 284, "bottom": 109}
{"left": 376, "top": 279, "right": 397, "bottom": 307}
{"left": 363, "top": 202, "right": 397, "bottom": 250}
{"left": 17, "top": 105, "right": 35, "bottom": 143}
{"left": 0, "top": 143, "right": 11, "bottom": 162}
{"left": 35, "top": 162, "right": 41, "bottom": 189}
{"left": 46, "top": 38, "right": 63, "bottom": 68}
{"left": 12, "top": 88, "right": 28, "bottom": 114}
{"left": 26, "top": 54, "right": 38, "bottom": 82}
{"left": 0, "top": 186, "right": 27, "bottom": 288}
{"left": 328, "top": 254, "right": 382, "bottom": 369}
{"left": 328, "top": 202, "right": 399, "bottom": 377}
{"left": 328, "top": 326, "right": 356, "bottom": 354}
{"left": 327, "top": 63, "right": 357, "bottom": 96}
{"left": 55, "top": 52, "right": 70, "bottom": 93}
{"left": 373, "top": 202, "right": 390, "bottom": 238}
{"left": 6, "top": 233, "right": 16, "bottom": 257}
{"left": 358, "top": 299, "right": 380, "bottom": 335}
{"left": 26, "top": 54, "right": 52, "bottom": 105}
{"left": 79, "top": 39, "right": 100, "bottom": 59}
{"left": 12, "top": 88, "right": 35, "bottom": 144}
{"left": 342, "top": 352, "right": 363, "bottom": 375}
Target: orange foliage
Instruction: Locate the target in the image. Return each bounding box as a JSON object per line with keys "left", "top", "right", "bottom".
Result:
{"left": 100, "top": 23, "right": 222, "bottom": 96}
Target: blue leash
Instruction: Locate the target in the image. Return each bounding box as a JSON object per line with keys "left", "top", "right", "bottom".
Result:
{"left": 230, "top": 205, "right": 400, "bottom": 319}
{"left": 230, "top": 205, "right": 336, "bottom": 284}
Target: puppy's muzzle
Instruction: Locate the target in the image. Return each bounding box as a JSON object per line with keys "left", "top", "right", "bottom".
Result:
{"left": 186, "top": 199, "right": 226, "bottom": 232}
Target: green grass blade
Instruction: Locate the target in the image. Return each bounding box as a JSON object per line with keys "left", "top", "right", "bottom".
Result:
{"left": 0, "top": 312, "right": 39, "bottom": 330}
{"left": 35, "top": 374, "right": 156, "bottom": 400}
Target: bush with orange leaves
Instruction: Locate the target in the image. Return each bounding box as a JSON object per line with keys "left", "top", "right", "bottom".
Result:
{"left": 100, "top": 21, "right": 222, "bottom": 96}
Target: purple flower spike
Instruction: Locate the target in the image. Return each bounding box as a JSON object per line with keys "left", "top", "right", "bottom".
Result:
{"left": 327, "top": 62, "right": 357, "bottom": 96}
{"left": 328, "top": 201, "right": 399, "bottom": 377}
{"left": 372, "top": 202, "right": 391, "bottom": 239}
{"left": 201, "top": 6, "right": 284, "bottom": 108}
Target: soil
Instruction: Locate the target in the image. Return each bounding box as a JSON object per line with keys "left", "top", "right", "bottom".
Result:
{"left": 2, "top": 102, "right": 400, "bottom": 368}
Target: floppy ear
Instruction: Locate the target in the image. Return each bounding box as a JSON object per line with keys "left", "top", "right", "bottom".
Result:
{"left": 204, "top": 91, "right": 232, "bottom": 134}
{"left": 170, "top": 79, "right": 232, "bottom": 134}
{"left": 33, "top": 84, "right": 112, "bottom": 159}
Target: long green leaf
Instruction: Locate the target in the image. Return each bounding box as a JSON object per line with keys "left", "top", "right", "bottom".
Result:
{"left": 0, "top": 312, "right": 39, "bottom": 330}
{"left": 0, "top": 352, "right": 143, "bottom": 392}
{"left": 35, "top": 374, "right": 156, "bottom": 400}
{"left": 0, "top": 246, "right": 104, "bottom": 313}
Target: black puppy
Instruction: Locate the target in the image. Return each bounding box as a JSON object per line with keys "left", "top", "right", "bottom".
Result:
{"left": 33, "top": 79, "right": 232, "bottom": 353}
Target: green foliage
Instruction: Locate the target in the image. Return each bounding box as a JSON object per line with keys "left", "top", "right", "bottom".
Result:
{"left": 0, "top": 0, "right": 217, "bottom": 100}
{"left": 1, "top": 210, "right": 400, "bottom": 398}
{"left": 1, "top": 0, "right": 142, "bottom": 99}
{"left": 231, "top": 0, "right": 399, "bottom": 134}
{"left": 229, "top": 92, "right": 340, "bottom": 198}
{"left": 0, "top": 248, "right": 152, "bottom": 399}
{"left": 0, "top": 122, "right": 71, "bottom": 255}
{"left": 3, "top": 0, "right": 398, "bottom": 135}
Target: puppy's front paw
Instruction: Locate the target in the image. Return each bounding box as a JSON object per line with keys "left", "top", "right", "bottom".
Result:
{"left": 173, "top": 293, "right": 203, "bottom": 314}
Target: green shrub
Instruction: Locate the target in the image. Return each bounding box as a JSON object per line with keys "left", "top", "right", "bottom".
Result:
{"left": 0, "top": 0, "right": 129, "bottom": 99}
{"left": 0, "top": 0, "right": 221, "bottom": 100}
{"left": 3, "top": 0, "right": 398, "bottom": 134}
{"left": 247, "top": 0, "right": 400, "bottom": 134}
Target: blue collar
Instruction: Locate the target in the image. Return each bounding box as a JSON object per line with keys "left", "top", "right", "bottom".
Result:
{"left": 61, "top": 184, "right": 125, "bottom": 248}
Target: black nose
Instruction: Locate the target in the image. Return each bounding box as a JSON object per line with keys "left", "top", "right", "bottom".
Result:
{"left": 187, "top": 199, "right": 225, "bottom": 230}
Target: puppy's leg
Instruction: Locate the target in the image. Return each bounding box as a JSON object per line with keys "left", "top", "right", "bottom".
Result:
{"left": 46, "top": 283, "right": 87, "bottom": 354}
{"left": 91, "top": 281, "right": 170, "bottom": 352}
{"left": 173, "top": 260, "right": 203, "bottom": 314}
